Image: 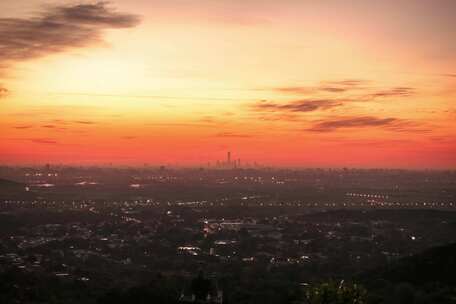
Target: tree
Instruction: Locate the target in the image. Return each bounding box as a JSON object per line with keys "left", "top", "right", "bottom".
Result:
{"left": 303, "top": 280, "right": 368, "bottom": 304}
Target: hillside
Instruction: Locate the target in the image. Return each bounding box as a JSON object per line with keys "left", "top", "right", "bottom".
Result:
{"left": 0, "top": 178, "right": 35, "bottom": 200}
{"left": 361, "top": 242, "right": 456, "bottom": 303}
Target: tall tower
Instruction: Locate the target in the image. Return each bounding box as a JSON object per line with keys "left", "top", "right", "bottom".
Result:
{"left": 227, "top": 151, "right": 231, "bottom": 165}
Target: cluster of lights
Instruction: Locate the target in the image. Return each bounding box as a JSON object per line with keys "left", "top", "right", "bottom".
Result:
{"left": 346, "top": 193, "right": 389, "bottom": 199}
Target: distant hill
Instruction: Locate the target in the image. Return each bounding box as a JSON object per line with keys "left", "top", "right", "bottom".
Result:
{"left": 361, "top": 242, "right": 456, "bottom": 303}
{"left": 364, "top": 242, "right": 456, "bottom": 286}
{"left": 0, "top": 178, "right": 24, "bottom": 187}
{"left": 0, "top": 178, "right": 35, "bottom": 200}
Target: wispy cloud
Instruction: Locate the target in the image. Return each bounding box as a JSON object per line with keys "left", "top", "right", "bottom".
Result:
{"left": 274, "top": 79, "right": 366, "bottom": 95}
{"left": 147, "top": 122, "right": 211, "bottom": 128}
{"left": 275, "top": 87, "right": 314, "bottom": 95}
{"left": 324, "top": 80, "right": 366, "bottom": 87}
{"left": 258, "top": 113, "right": 301, "bottom": 122}
{"left": 275, "top": 83, "right": 414, "bottom": 101}
{"left": 40, "top": 124, "right": 67, "bottom": 131}
{"left": 252, "top": 99, "right": 342, "bottom": 113}
{"left": 215, "top": 132, "right": 252, "bottom": 138}
{"left": 366, "top": 87, "right": 415, "bottom": 99}
{"left": 250, "top": 81, "right": 417, "bottom": 125}
{"left": 318, "top": 79, "right": 367, "bottom": 93}
{"left": 27, "top": 138, "right": 58, "bottom": 144}
{"left": 73, "top": 120, "right": 96, "bottom": 125}
{"left": 14, "top": 125, "right": 33, "bottom": 129}
{"left": 307, "top": 116, "right": 399, "bottom": 132}
{"left": 326, "top": 138, "right": 414, "bottom": 147}
{"left": 306, "top": 116, "right": 429, "bottom": 133}
{"left": 383, "top": 121, "right": 431, "bottom": 133}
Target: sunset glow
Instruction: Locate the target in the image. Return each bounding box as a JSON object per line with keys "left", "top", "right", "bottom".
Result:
{"left": 1, "top": 0, "right": 455, "bottom": 168}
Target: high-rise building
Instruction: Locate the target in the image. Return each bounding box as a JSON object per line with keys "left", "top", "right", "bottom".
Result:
{"left": 227, "top": 151, "right": 231, "bottom": 165}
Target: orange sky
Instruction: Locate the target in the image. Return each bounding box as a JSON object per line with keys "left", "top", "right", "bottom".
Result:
{"left": 0, "top": 0, "right": 455, "bottom": 168}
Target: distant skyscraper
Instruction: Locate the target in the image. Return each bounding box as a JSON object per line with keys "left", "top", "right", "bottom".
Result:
{"left": 227, "top": 151, "right": 231, "bottom": 165}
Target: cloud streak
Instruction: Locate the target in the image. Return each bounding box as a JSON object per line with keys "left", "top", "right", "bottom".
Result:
{"left": 366, "top": 87, "right": 415, "bottom": 99}
{"left": 255, "top": 81, "right": 416, "bottom": 120}
{"left": 275, "top": 79, "right": 366, "bottom": 95}
{"left": 275, "top": 83, "right": 414, "bottom": 101}
{"left": 252, "top": 99, "right": 342, "bottom": 113}
{"left": 249, "top": 81, "right": 418, "bottom": 127}
{"left": 14, "top": 125, "right": 33, "bottom": 129}
{"left": 215, "top": 132, "right": 252, "bottom": 138}
{"left": 307, "top": 116, "right": 400, "bottom": 132}
{"left": 27, "top": 138, "right": 58, "bottom": 144}
{"left": 73, "top": 120, "right": 96, "bottom": 125}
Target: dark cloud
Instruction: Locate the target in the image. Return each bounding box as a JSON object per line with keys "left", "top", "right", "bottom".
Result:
{"left": 42, "top": 124, "right": 56, "bottom": 128}
{"left": 52, "top": 2, "right": 140, "bottom": 27}
{"left": 307, "top": 116, "right": 399, "bottom": 132}
{"left": 0, "top": 2, "right": 140, "bottom": 72}
{"left": 215, "top": 132, "right": 252, "bottom": 138}
{"left": 0, "top": 2, "right": 140, "bottom": 62}
{"left": 0, "top": 2, "right": 140, "bottom": 99}
{"left": 252, "top": 99, "right": 342, "bottom": 113}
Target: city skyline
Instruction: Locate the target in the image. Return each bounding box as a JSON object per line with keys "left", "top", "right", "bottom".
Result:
{"left": 1, "top": 0, "right": 455, "bottom": 168}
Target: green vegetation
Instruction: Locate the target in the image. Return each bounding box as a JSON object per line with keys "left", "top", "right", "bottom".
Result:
{"left": 303, "top": 281, "right": 367, "bottom": 304}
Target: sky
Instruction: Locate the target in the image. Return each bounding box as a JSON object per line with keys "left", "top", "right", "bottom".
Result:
{"left": 0, "top": 0, "right": 455, "bottom": 168}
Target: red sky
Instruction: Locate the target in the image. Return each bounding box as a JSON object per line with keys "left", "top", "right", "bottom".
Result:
{"left": 1, "top": 0, "right": 455, "bottom": 168}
